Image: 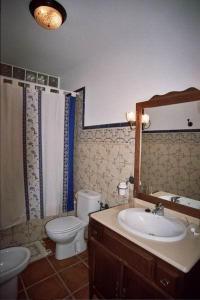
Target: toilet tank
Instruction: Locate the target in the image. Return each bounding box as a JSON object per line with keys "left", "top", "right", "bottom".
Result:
{"left": 77, "top": 190, "right": 102, "bottom": 223}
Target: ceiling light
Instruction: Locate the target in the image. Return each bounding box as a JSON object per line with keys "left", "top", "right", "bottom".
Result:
{"left": 29, "top": 0, "right": 67, "bottom": 30}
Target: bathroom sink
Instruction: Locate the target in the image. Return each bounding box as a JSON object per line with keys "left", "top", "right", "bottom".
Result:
{"left": 118, "top": 208, "right": 187, "bottom": 242}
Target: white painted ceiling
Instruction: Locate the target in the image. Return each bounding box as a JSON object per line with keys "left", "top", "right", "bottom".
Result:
{"left": 2, "top": 0, "right": 200, "bottom": 90}
{"left": 1, "top": 0, "right": 147, "bottom": 77}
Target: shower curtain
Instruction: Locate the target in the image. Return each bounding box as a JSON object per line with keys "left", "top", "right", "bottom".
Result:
{"left": 0, "top": 81, "right": 26, "bottom": 229}
{"left": 0, "top": 78, "right": 75, "bottom": 229}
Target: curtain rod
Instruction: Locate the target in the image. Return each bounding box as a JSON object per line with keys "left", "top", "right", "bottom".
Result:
{"left": 0, "top": 75, "right": 78, "bottom": 97}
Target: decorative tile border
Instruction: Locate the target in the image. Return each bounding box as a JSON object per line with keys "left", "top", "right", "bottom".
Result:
{"left": 25, "top": 88, "right": 42, "bottom": 219}
{"left": 0, "top": 62, "right": 60, "bottom": 88}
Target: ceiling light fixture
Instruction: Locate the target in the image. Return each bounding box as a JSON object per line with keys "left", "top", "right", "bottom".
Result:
{"left": 29, "top": 0, "right": 67, "bottom": 30}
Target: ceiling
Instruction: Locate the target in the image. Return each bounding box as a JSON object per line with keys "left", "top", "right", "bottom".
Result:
{"left": 1, "top": 0, "right": 146, "bottom": 78}
{"left": 1, "top": 0, "right": 200, "bottom": 87}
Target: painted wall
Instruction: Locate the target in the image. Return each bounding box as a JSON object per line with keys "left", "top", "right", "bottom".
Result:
{"left": 62, "top": 0, "right": 200, "bottom": 126}
{"left": 145, "top": 101, "right": 200, "bottom": 131}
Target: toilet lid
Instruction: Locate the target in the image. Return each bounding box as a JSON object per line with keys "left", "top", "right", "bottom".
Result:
{"left": 46, "top": 216, "right": 83, "bottom": 233}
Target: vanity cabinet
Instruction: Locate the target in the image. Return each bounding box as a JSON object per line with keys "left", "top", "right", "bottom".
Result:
{"left": 90, "top": 238, "right": 121, "bottom": 298}
{"left": 88, "top": 218, "right": 200, "bottom": 299}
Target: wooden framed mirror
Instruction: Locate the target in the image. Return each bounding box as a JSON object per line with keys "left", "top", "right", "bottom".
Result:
{"left": 134, "top": 87, "right": 200, "bottom": 218}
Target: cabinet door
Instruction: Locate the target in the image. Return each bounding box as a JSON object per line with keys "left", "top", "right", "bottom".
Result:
{"left": 90, "top": 237, "right": 121, "bottom": 299}
{"left": 122, "top": 266, "right": 167, "bottom": 299}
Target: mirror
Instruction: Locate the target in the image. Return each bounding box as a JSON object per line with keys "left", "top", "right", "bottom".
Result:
{"left": 134, "top": 88, "right": 200, "bottom": 218}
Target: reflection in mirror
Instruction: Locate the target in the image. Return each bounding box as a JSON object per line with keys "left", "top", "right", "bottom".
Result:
{"left": 140, "top": 101, "right": 200, "bottom": 210}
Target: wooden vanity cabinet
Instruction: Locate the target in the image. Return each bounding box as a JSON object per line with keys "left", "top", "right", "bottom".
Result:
{"left": 88, "top": 218, "right": 200, "bottom": 299}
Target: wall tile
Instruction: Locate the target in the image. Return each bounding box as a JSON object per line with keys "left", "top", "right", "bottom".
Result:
{"left": 0, "top": 228, "right": 15, "bottom": 249}
{"left": 13, "top": 223, "right": 29, "bottom": 245}
{"left": 73, "top": 92, "right": 135, "bottom": 208}
{"left": 141, "top": 132, "right": 200, "bottom": 201}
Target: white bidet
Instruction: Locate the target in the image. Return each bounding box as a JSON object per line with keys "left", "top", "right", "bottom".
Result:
{"left": 0, "top": 247, "right": 31, "bottom": 300}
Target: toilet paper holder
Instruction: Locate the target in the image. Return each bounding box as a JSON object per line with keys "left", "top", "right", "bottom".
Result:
{"left": 117, "top": 176, "right": 134, "bottom": 196}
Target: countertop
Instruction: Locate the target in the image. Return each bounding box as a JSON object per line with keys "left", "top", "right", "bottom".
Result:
{"left": 90, "top": 201, "right": 200, "bottom": 273}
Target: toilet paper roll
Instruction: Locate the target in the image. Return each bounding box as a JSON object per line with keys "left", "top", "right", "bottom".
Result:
{"left": 118, "top": 182, "right": 128, "bottom": 196}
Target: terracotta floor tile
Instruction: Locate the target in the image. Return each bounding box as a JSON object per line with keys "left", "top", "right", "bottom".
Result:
{"left": 82, "top": 258, "right": 88, "bottom": 266}
{"left": 21, "top": 258, "right": 54, "bottom": 287}
{"left": 74, "top": 285, "right": 89, "bottom": 299}
{"left": 43, "top": 238, "right": 56, "bottom": 254}
{"left": 78, "top": 251, "right": 88, "bottom": 260}
{"left": 18, "top": 291, "right": 27, "bottom": 300}
{"left": 27, "top": 275, "right": 69, "bottom": 300}
{"left": 48, "top": 254, "right": 80, "bottom": 271}
{"left": 60, "top": 263, "right": 89, "bottom": 292}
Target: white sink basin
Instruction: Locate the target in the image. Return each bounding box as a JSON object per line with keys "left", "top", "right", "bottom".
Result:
{"left": 118, "top": 208, "right": 187, "bottom": 242}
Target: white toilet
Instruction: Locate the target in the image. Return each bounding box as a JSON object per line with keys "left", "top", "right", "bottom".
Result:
{"left": 0, "top": 247, "right": 30, "bottom": 300}
{"left": 46, "top": 189, "right": 101, "bottom": 260}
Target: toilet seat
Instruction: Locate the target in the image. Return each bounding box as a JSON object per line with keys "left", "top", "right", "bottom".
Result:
{"left": 46, "top": 216, "right": 85, "bottom": 234}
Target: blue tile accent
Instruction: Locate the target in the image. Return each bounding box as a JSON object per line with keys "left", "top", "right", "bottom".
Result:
{"left": 63, "top": 95, "right": 69, "bottom": 212}
{"left": 67, "top": 96, "right": 76, "bottom": 211}
{"left": 63, "top": 95, "right": 76, "bottom": 212}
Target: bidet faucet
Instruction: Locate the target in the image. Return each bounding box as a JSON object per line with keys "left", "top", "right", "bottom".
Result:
{"left": 152, "top": 203, "right": 164, "bottom": 216}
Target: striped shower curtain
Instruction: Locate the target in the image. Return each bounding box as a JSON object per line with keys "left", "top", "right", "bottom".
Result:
{"left": 0, "top": 79, "right": 75, "bottom": 228}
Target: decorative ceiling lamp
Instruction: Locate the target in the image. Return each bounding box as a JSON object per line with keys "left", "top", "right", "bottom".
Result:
{"left": 29, "top": 0, "right": 67, "bottom": 30}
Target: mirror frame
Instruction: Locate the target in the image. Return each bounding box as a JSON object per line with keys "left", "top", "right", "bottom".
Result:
{"left": 134, "top": 87, "right": 200, "bottom": 218}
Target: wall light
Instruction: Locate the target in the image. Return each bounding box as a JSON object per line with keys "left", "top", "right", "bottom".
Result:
{"left": 29, "top": 0, "right": 67, "bottom": 30}
{"left": 126, "top": 112, "right": 150, "bottom": 130}
{"left": 126, "top": 112, "right": 136, "bottom": 130}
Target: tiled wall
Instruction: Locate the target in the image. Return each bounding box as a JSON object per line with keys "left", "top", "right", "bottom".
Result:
{"left": 1, "top": 87, "right": 199, "bottom": 249}
{"left": 74, "top": 91, "right": 135, "bottom": 208}
{"left": 0, "top": 217, "right": 50, "bottom": 250}
{"left": 141, "top": 132, "right": 200, "bottom": 201}
{"left": 0, "top": 89, "right": 135, "bottom": 249}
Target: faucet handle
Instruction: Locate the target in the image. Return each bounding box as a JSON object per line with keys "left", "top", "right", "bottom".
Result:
{"left": 153, "top": 203, "right": 164, "bottom": 216}
{"left": 155, "top": 202, "right": 163, "bottom": 208}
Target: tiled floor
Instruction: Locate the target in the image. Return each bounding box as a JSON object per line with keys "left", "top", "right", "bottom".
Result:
{"left": 18, "top": 238, "right": 89, "bottom": 300}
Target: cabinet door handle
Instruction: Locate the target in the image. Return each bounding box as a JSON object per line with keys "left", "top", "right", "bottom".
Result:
{"left": 160, "top": 278, "right": 170, "bottom": 287}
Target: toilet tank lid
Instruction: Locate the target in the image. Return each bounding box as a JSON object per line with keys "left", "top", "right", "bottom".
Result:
{"left": 77, "top": 189, "right": 102, "bottom": 200}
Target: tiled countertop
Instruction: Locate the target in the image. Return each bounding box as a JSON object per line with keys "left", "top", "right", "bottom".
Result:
{"left": 90, "top": 200, "right": 200, "bottom": 273}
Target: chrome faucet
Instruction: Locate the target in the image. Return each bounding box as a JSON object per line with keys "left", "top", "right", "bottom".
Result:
{"left": 170, "top": 196, "right": 180, "bottom": 203}
{"left": 152, "top": 203, "right": 164, "bottom": 216}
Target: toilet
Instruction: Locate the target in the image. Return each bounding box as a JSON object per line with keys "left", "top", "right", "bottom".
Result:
{"left": 0, "top": 247, "right": 30, "bottom": 300}
{"left": 45, "top": 189, "right": 101, "bottom": 260}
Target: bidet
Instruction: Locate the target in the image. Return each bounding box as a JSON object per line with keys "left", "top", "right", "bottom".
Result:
{"left": 0, "top": 247, "right": 30, "bottom": 299}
